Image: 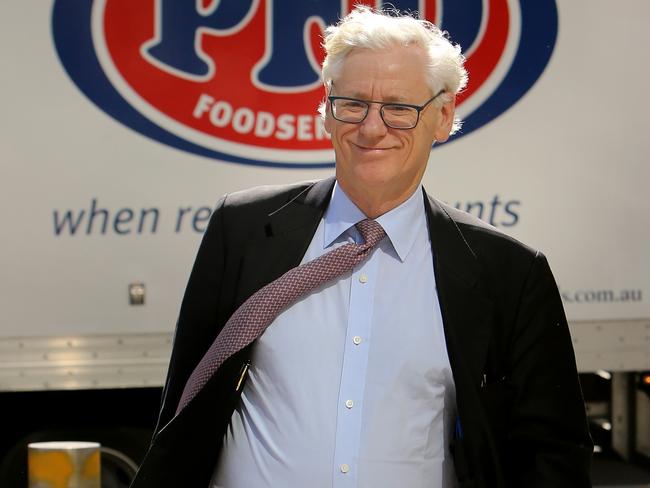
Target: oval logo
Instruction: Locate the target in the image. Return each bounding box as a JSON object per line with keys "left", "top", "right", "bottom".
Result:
{"left": 52, "top": 0, "right": 558, "bottom": 168}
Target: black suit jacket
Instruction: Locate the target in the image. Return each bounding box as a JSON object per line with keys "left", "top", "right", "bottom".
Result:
{"left": 131, "top": 177, "right": 592, "bottom": 488}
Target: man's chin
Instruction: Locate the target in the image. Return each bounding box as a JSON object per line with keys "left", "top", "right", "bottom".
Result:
{"left": 348, "top": 167, "right": 397, "bottom": 191}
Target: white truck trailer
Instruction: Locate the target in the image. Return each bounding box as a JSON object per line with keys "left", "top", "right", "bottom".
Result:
{"left": 1, "top": 0, "right": 648, "bottom": 485}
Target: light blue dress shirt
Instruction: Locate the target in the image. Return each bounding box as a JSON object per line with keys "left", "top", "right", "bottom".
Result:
{"left": 212, "top": 183, "right": 457, "bottom": 488}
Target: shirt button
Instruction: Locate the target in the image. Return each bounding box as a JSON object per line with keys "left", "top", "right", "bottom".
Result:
{"left": 359, "top": 274, "right": 368, "bottom": 283}
{"left": 340, "top": 464, "right": 350, "bottom": 473}
{"left": 353, "top": 336, "right": 362, "bottom": 345}
{"left": 345, "top": 399, "right": 354, "bottom": 409}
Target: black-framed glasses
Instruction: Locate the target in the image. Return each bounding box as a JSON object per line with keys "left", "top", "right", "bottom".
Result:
{"left": 328, "top": 89, "right": 445, "bottom": 129}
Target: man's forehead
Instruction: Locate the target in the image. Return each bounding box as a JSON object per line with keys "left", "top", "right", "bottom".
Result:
{"left": 331, "top": 46, "right": 430, "bottom": 99}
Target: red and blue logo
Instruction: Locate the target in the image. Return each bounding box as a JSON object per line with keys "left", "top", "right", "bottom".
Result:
{"left": 52, "top": 0, "right": 558, "bottom": 168}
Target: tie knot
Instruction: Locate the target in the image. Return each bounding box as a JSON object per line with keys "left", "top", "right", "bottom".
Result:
{"left": 355, "top": 219, "right": 386, "bottom": 248}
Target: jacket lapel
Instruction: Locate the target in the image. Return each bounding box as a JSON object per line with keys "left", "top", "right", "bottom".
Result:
{"left": 424, "top": 192, "right": 494, "bottom": 390}
{"left": 234, "top": 177, "right": 336, "bottom": 304}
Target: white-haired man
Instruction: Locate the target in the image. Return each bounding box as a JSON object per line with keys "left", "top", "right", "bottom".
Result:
{"left": 131, "top": 7, "right": 592, "bottom": 488}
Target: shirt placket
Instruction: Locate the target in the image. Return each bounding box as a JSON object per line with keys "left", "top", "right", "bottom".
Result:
{"left": 332, "top": 246, "right": 379, "bottom": 488}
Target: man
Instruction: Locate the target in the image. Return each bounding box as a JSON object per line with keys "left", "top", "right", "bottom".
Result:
{"left": 132, "top": 7, "right": 592, "bottom": 488}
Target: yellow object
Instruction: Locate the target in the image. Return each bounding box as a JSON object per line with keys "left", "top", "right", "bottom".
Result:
{"left": 81, "top": 450, "right": 100, "bottom": 479}
{"left": 28, "top": 442, "right": 100, "bottom": 488}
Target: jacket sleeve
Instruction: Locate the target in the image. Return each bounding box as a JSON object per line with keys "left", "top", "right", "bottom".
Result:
{"left": 154, "top": 195, "right": 228, "bottom": 433}
{"left": 504, "top": 251, "right": 593, "bottom": 487}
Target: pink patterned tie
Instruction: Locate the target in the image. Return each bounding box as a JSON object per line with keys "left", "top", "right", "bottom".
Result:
{"left": 176, "top": 219, "right": 386, "bottom": 415}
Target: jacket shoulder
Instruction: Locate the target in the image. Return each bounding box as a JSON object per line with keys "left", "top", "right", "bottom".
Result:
{"left": 212, "top": 179, "right": 326, "bottom": 244}
{"left": 223, "top": 179, "right": 319, "bottom": 213}
{"left": 433, "top": 198, "right": 540, "bottom": 266}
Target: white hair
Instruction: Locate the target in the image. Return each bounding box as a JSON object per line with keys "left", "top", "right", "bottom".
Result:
{"left": 320, "top": 6, "right": 468, "bottom": 134}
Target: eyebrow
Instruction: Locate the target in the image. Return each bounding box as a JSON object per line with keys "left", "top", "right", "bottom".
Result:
{"left": 329, "top": 83, "right": 410, "bottom": 103}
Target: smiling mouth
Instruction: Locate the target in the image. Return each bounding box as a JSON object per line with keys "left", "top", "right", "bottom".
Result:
{"left": 353, "top": 143, "right": 393, "bottom": 151}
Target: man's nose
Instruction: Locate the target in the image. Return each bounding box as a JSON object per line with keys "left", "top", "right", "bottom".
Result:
{"left": 359, "top": 104, "right": 388, "bottom": 138}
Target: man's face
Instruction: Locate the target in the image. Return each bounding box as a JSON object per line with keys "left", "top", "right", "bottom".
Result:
{"left": 325, "top": 45, "right": 455, "bottom": 206}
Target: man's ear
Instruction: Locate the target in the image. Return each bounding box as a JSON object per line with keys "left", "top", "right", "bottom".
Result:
{"left": 324, "top": 107, "right": 333, "bottom": 134}
{"left": 433, "top": 93, "right": 456, "bottom": 143}
{"left": 322, "top": 84, "right": 333, "bottom": 134}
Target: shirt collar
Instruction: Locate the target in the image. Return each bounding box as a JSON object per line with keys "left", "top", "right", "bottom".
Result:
{"left": 323, "top": 181, "right": 426, "bottom": 262}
